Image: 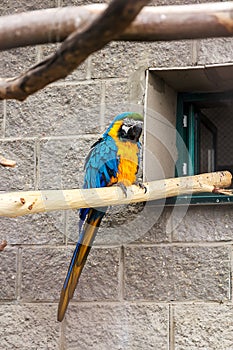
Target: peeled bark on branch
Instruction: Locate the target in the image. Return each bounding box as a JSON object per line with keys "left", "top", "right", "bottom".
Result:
{"left": 0, "top": 2, "right": 233, "bottom": 51}
{"left": 0, "top": 171, "right": 231, "bottom": 218}
{"left": 0, "top": 0, "right": 150, "bottom": 101}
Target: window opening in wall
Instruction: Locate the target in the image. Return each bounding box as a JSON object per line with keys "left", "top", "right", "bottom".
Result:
{"left": 145, "top": 66, "right": 233, "bottom": 204}
{"left": 176, "top": 91, "right": 233, "bottom": 203}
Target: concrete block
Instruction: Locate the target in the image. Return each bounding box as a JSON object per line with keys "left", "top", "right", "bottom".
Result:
{"left": 5, "top": 83, "right": 102, "bottom": 138}
{"left": 0, "top": 0, "right": 56, "bottom": 15}
{"left": 21, "top": 247, "right": 66, "bottom": 301}
{"left": 104, "top": 80, "right": 131, "bottom": 124}
{"left": 0, "top": 212, "right": 65, "bottom": 245}
{"left": 198, "top": 38, "right": 233, "bottom": 65}
{"left": 0, "top": 47, "right": 37, "bottom": 79}
{"left": 174, "top": 304, "right": 233, "bottom": 349}
{"left": 171, "top": 205, "right": 233, "bottom": 242}
{"left": 65, "top": 303, "right": 169, "bottom": 350}
{"left": 146, "top": 40, "right": 194, "bottom": 67}
{"left": 39, "top": 137, "right": 94, "bottom": 189}
{"left": 125, "top": 246, "right": 230, "bottom": 301}
{"left": 0, "top": 139, "right": 35, "bottom": 190}
{"left": 92, "top": 41, "right": 193, "bottom": 79}
{"left": 91, "top": 42, "right": 147, "bottom": 79}
{"left": 21, "top": 247, "right": 120, "bottom": 301}
{"left": 131, "top": 206, "right": 172, "bottom": 244}
{"left": 0, "top": 248, "right": 17, "bottom": 300}
{"left": 0, "top": 304, "right": 60, "bottom": 349}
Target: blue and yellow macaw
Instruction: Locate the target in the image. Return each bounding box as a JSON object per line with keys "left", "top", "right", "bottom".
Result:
{"left": 57, "top": 112, "right": 143, "bottom": 321}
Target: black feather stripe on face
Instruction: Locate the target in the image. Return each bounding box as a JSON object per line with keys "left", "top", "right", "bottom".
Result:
{"left": 118, "top": 119, "right": 143, "bottom": 142}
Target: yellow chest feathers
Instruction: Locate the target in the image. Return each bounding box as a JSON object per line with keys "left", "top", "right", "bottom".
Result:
{"left": 117, "top": 142, "right": 139, "bottom": 186}
{"left": 108, "top": 120, "right": 140, "bottom": 186}
{"left": 116, "top": 140, "right": 139, "bottom": 185}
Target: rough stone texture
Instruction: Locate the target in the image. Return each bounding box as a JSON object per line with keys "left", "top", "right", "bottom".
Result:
{"left": 0, "top": 248, "right": 17, "bottom": 300}
{"left": 0, "top": 304, "right": 60, "bottom": 349}
{"left": 0, "top": 140, "right": 35, "bottom": 190}
{"left": 172, "top": 205, "right": 233, "bottom": 242}
{"left": 197, "top": 38, "right": 233, "bottom": 65}
{"left": 0, "top": 0, "right": 56, "bottom": 19}
{"left": 132, "top": 206, "right": 173, "bottom": 244}
{"left": 0, "top": 48, "right": 37, "bottom": 78}
{"left": 0, "top": 212, "right": 65, "bottom": 245}
{"left": 91, "top": 42, "right": 149, "bottom": 79}
{"left": 21, "top": 247, "right": 120, "bottom": 301}
{"left": 92, "top": 41, "right": 194, "bottom": 80}
{"left": 39, "top": 137, "right": 94, "bottom": 190}
{"left": 5, "top": 84, "right": 102, "bottom": 138}
{"left": 125, "top": 246, "right": 230, "bottom": 301}
{"left": 65, "top": 303, "right": 169, "bottom": 350}
{"left": 174, "top": 304, "right": 233, "bottom": 349}
{"left": 104, "top": 80, "right": 132, "bottom": 124}
{"left": 21, "top": 247, "right": 67, "bottom": 301}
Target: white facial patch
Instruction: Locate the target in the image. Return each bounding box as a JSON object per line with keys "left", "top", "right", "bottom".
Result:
{"left": 123, "top": 118, "right": 143, "bottom": 128}
{"left": 121, "top": 124, "right": 131, "bottom": 133}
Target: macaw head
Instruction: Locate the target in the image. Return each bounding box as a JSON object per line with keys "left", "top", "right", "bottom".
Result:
{"left": 104, "top": 112, "right": 143, "bottom": 143}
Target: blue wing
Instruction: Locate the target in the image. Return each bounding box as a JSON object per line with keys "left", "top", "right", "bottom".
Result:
{"left": 79, "top": 135, "right": 119, "bottom": 224}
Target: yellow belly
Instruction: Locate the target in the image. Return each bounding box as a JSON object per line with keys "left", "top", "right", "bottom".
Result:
{"left": 113, "top": 140, "right": 139, "bottom": 186}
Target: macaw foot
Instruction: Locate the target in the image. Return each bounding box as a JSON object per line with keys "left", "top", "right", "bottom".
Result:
{"left": 134, "top": 181, "right": 147, "bottom": 194}
{"left": 116, "top": 182, "right": 128, "bottom": 197}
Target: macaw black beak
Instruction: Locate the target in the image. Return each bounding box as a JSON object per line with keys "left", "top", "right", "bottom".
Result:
{"left": 128, "top": 124, "right": 142, "bottom": 142}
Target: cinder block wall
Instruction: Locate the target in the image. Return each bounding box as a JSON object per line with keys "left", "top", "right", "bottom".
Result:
{"left": 1, "top": 1, "right": 233, "bottom": 349}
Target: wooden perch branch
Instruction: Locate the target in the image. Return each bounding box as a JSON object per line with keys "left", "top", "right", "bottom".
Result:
{"left": 0, "top": 0, "right": 150, "bottom": 101}
{"left": 1, "top": 2, "right": 233, "bottom": 51}
{"left": 0, "top": 171, "right": 231, "bottom": 218}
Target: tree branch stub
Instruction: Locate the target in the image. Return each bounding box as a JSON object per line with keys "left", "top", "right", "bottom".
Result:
{"left": 0, "top": 240, "right": 7, "bottom": 251}
{"left": 0, "top": 154, "right": 16, "bottom": 167}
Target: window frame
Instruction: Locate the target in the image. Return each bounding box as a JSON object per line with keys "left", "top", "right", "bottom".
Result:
{"left": 174, "top": 90, "right": 233, "bottom": 204}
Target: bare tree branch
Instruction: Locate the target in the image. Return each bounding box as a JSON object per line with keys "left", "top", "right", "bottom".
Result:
{"left": 0, "top": 0, "right": 150, "bottom": 101}
{"left": 0, "top": 171, "right": 231, "bottom": 218}
{"left": 1, "top": 2, "right": 233, "bottom": 51}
